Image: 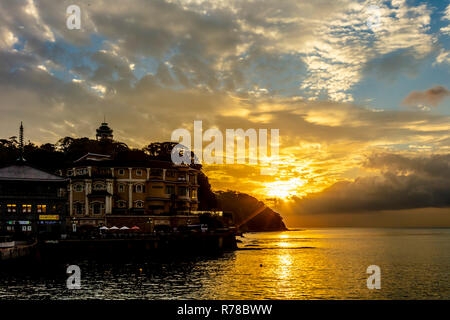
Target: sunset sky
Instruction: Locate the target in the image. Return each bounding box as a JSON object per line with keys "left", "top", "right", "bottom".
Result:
{"left": 0, "top": 0, "right": 449, "bottom": 227}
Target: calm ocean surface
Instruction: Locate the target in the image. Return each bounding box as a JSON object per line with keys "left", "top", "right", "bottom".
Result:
{"left": 1, "top": 228, "right": 449, "bottom": 299}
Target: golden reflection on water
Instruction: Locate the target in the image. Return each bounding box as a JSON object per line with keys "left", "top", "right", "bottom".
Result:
{"left": 277, "top": 241, "right": 290, "bottom": 248}
{"left": 218, "top": 228, "right": 450, "bottom": 300}
{"left": 2, "top": 228, "right": 449, "bottom": 299}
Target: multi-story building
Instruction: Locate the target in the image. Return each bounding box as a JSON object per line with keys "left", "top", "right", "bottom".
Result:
{"left": 0, "top": 124, "right": 68, "bottom": 239}
{"left": 0, "top": 164, "right": 68, "bottom": 239}
{"left": 60, "top": 122, "right": 201, "bottom": 231}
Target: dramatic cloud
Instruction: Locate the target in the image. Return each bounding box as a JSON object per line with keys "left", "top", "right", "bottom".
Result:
{"left": 289, "top": 153, "right": 450, "bottom": 214}
{"left": 0, "top": 0, "right": 449, "bottom": 224}
{"left": 402, "top": 86, "right": 450, "bottom": 107}
{"left": 435, "top": 49, "right": 450, "bottom": 66}
{"left": 440, "top": 3, "right": 450, "bottom": 35}
{"left": 0, "top": 0, "right": 438, "bottom": 104}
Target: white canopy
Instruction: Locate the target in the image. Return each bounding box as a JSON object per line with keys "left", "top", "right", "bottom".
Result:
{"left": 120, "top": 226, "right": 130, "bottom": 230}
{"left": 109, "top": 226, "right": 119, "bottom": 230}
{"left": 99, "top": 226, "right": 108, "bottom": 230}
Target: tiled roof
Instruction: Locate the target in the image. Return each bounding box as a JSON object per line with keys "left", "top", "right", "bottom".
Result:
{"left": 0, "top": 164, "right": 66, "bottom": 182}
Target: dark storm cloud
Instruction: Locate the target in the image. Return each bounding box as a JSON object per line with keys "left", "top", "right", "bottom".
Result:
{"left": 291, "top": 153, "right": 450, "bottom": 214}
{"left": 402, "top": 86, "right": 450, "bottom": 107}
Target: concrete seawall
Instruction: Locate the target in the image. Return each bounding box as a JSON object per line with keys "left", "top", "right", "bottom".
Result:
{"left": 36, "top": 232, "right": 237, "bottom": 261}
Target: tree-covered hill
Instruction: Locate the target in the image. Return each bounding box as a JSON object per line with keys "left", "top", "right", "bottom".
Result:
{"left": 216, "top": 191, "right": 287, "bottom": 232}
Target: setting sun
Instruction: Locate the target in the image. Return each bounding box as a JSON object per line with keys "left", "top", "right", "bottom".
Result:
{"left": 263, "top": 177, "right": 307, "bottom": 199}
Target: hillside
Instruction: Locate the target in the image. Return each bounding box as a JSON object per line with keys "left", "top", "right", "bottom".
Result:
{"left": 216, "top": 191, "right": 287, "bottom": 232}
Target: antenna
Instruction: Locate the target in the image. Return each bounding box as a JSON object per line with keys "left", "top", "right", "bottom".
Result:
{"left": 18, "top": 122, "right": 25, "bottom": 162}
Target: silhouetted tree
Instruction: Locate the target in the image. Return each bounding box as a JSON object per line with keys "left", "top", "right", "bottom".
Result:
{"left": 197, "top": 172, "right": 218, "bottom": 210}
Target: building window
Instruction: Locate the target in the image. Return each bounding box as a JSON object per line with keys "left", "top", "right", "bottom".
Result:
{"left": 74, "top": 184, "right": 84, "bottom": 192}
{"left": 118, "top": 169, "right": 125, "bottom": 175}
{"left": 7, "top": 204, "right": 17, "bottom": 213}
{"left": 118, "top": 184, "right": 125, "bottom": 193}
{"left": 178, "top": 187, "right": 188, "bottom": 197}
{"left": 177, "top": 173, "right": 187, "bottom": 181}
{"left": 166, "top": 170, "right": 175, "bottom": 177}
{"left": 136, "top": 169, "right": 142, "bottom": 176}
{"left": 135, "top": 184, "right": 145, "bottom": 193}
{"left": 191, "top": 189, "right": 197, "bottom": 199}
{"left": 91, "top": 202, "right": 104, "bottom": 215}
{"left": 22, "top": 204, "right": 32, "bottom": 213}
{"left": 93, "top": 183, "right": 106, "bottom": 191}
{"left": 165, "top": 185, "right": 175, "bottom": 195}
{"left": 76, "top": 168, "right": 88, "bottom": 175}
{"left": 74, "top": 203, "right": 84, "bottom": 215}
{"left": 37, "top": 205, "right": 47, "bottom": 213}
{"left": 134, "top": 201, "right": 144, "bottom": 208}
{"left": 117, "top": 200, "right": 126, "bottom": 208}
{"left": 150, "top": 168, "right": 163, "bottom": 177}
{"left": 67, "top": 170, "right": 73, "bottom": 176}
{"left": 58, "top": 188, "right": 66, "bottom": 197}
{"left": 98, "top": 168, "right": 110, "bottom": 175}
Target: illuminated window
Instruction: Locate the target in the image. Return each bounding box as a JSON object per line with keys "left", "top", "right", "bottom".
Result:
{"left": 22, "top": 204, "right": 32, "bottom": 213}
{"left": 37, "top": 205, "right": 47, "bottom": 213}
{"left": 191, "top": 189, "right": 197, "bottom": 199}
{"left": 7, "top": 204, "right": 16, "bottom": 213}
{"left": 118, "top": 184, "right": 125, "bottom": 193}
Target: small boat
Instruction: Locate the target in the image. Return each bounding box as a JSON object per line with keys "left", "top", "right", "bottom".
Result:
{"left": 0, "top": 235, "right": 15, "bottom": 248}
{"left": 0, "top": 236, "right": 36, "bottom": 261}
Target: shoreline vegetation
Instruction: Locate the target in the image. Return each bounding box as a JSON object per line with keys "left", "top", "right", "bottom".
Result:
{"left": 0, "top": 136, "right": 287, "bottom": 232}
